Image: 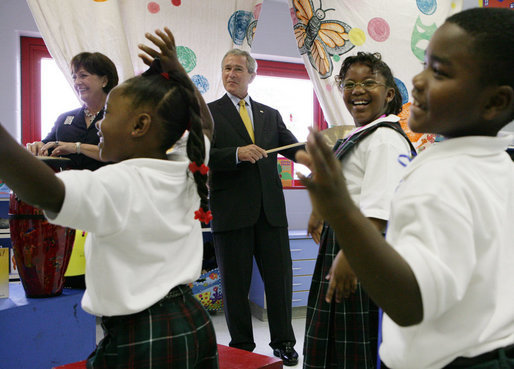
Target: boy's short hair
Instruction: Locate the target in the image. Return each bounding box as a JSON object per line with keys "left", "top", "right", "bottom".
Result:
{"left": 446, "top": 8, "right": 513, "bottom": 91}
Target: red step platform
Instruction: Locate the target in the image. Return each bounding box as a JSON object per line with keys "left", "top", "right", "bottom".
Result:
{"left": 218, "top": 344, "right": 283, "bottom": 369}
{"left": 52, "top": 344, "right": 283, "bottom": 369}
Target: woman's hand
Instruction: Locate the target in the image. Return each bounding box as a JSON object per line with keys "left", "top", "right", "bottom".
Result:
{"left": 49, "top": 141, "right": 76, "bottom": 157}
{"left": 37, "top": 141, "right": 76, "bottom": 157}
{"left": 307, "top": 212, "right": 323, "bottom": 244}
{"left": 38, "top": 141, "right": 58, "bottom": 156}
{"left": 26, "top": 141, "right": 44, "bottom": 156}
{"left": 326, "top": 250, "right": 358, "bottom": 303}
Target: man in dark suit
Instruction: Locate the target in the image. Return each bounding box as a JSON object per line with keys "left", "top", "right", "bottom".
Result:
{"left": 208, "top": 49, "right": 301, "bottom": 366}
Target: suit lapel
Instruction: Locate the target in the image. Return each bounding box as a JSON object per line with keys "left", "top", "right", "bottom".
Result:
{"left": 217, "top": 94, "right": 253, "bottom": 143}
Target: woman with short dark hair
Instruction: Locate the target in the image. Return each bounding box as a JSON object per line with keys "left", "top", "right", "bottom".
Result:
{"left": 26, "top": 51, "right": 119, "bottom": 171}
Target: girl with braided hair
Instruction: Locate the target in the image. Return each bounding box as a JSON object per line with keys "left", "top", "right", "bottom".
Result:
{"left": 0, "top": 29, "right": 218, "bottom": 369}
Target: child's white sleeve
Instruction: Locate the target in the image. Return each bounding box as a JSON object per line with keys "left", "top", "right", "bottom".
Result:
{"left": 44, "top": 167, "right": 131, "bottom": 235}
{"left": 387, "top": 191, "right": 475, "bottom": 322}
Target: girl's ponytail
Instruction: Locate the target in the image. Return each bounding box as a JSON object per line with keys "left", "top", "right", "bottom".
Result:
{"left": 124, "top": 61, "right": 211, "bottom": 224}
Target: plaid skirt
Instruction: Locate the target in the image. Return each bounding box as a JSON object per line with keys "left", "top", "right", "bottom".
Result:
{"left": 87, "top": 285, "right": 219, "bottom": 369}
{"left": 303, "top": 224, "right": 378, "bottom": 369}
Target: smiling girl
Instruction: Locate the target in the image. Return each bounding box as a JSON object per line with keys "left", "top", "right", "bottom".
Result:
{"left": 303, "top": 52, "right": 416, "bottom": 369}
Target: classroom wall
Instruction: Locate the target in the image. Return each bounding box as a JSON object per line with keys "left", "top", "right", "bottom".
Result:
{"left": 1, "top": 0, "right": 510, "bottom": 141}
{"left": 0, "top": 0, "right": 39, "bottom": 141}
{"left": 0, "top": 0, "right": 510, "bottom": 232}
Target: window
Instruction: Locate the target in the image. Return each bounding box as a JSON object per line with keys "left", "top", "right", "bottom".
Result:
{"left": 20, "top": 37, "right": 79, "bottom": 145}
{"left": 249, "top": 60, "right": 326, "bottom": 187}
{"left": 20, "top": 41, "right": 324, "bottom": 188}
{"left": 40, "top": 59, "right": 80, "bottom": 139}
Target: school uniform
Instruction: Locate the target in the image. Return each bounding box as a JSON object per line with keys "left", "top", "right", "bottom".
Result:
{"left": 381, "top": 135, "right": 514, "bottom": 369}
{"left": 304, "top": 115, "right": 414, "bottom": 368}
{"left": 45, "top": 156, "right": 218, "bottom": 369}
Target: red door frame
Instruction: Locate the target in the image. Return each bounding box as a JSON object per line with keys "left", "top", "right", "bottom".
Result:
{"left": 21, "top": 36, "right": 50, "bottom": 145}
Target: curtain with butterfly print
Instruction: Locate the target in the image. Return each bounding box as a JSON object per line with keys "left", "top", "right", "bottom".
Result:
{"left": 288, "top": 0, "right": 462, "bottom": 151}
{"left": 26, "top": 0, "right": 262, "bottom": 105}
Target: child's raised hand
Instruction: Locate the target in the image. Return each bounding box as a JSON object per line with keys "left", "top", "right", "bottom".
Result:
{"left": 138, "top": 27, "right": 214, "bottom": 141}
{"left": 138, "top": 27, "right": 184, "bottom": 74}
{"left": 295, "top": 128, "right": 354, "bottom": 227}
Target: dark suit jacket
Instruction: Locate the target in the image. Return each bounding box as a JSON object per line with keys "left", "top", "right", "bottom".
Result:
{"left": 208, "top": 94, "right": 303, "bottom": 232}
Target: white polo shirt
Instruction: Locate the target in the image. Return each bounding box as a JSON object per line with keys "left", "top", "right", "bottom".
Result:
{"left": 341, "top": 115, "right": 413, "bottom": 219}
{"left": 47, "top": 158, "right": 203, "bottom": 317}
{"left": 381, "top": 135, "right": 514, "bottom": 369}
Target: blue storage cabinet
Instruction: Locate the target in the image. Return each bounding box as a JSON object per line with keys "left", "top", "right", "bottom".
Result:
{"left": 249, "top": 231, "right": 318, "bottom": 320}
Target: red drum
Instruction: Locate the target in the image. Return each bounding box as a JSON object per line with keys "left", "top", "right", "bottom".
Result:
{"left": 8, "top": 157, "right": 75, "bottom": 297}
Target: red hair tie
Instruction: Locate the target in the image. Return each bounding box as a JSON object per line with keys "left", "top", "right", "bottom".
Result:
{"left": 194, "top": 208, "right": 213, "bottom": 224}
{"left": 161, "top": 72, "right": 170, "bottom": 80}
{"left": 189, "top": 162, "right": 209, "bottom": 175}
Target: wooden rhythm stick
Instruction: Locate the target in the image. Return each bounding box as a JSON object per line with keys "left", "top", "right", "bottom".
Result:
{"left": 264, "top": 125, "right": 354, "bottom": 154}
{"left": 265, "top": 141, "right": 305, "bottom": 154}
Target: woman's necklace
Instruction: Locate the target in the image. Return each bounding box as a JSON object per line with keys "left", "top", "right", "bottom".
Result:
{"left": 84, "top": 107, "right": 100, "bottom": 121}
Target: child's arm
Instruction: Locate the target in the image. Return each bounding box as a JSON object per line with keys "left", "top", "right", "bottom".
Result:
{"left": 138, "top": 28, "right": 214, "bottom": 141}
{"left": 326, "top": 217, "right": 386, "bottom": 301}
{"left": 296, "top": 129, "right": 423, "bottom": 327}
{"left": 307, "top": 211, "right": 323, "bottom": 244}
{"left": 0, "top": 124, "right": 64, "bottom": 213}
{"left": 326, "top": 250, "right": 358, "bottom": 301}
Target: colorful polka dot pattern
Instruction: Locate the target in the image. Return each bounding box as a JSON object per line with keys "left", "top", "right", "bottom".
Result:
{"left": 367, "top": 18, "right": 390, "bottom": 42}
{"left": 147, "top": 2, "right": 160, "bottom": 13}
{"left": 290, "top": 0, "right": 460, "bottom": 102}
{"left": 144, "top": 1, "right": 183, "bottom": 13}
{"left": 110, "top": 1, "right": 211, "bottom": 94}
{"left": 228, "top": 10, "right": 254, "bottom": 46}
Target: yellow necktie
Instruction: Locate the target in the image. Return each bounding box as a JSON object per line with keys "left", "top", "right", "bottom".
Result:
{"left": 239, "top": 99, "right": 254, "bottom": 143}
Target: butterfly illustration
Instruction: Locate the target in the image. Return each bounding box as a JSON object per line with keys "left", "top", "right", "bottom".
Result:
{"left": 293, "top": 0, "right": 354, "bottom": 79}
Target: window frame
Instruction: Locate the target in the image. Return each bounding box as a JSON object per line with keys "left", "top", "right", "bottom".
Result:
{"left": 255, "top": 60, "right": 326, "bottom": 188}
{"left": 255, "top": 59, "right": 327, "bottom": 131}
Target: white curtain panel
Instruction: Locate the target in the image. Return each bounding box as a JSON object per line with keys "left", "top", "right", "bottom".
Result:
{"left": 26, "top": 0, "right": 262, "bottom": 103}
{"left": 288, "top": 0, "right": 462, "bottom": 148}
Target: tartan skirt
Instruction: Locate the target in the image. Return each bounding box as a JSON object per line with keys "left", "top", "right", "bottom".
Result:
{"left": 303, "top": 224, "right": 379, "bottom": 369}
{"left": 87, "top": 285, "right": 219, "bottom": 369}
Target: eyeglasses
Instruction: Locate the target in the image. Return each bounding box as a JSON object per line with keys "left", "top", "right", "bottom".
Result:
{"left": 340, "top": 79, "right": 386, "bottom": 91}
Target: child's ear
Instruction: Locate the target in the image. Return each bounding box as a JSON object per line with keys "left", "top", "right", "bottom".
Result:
{"left": 482, "top": 85, "right": 514, "bottom": 122}
{"left": 131, "top": 113, "right": 152, "bottom": 137}
{"left": 385, "top": 87, "right": 395, "bottom": 104}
